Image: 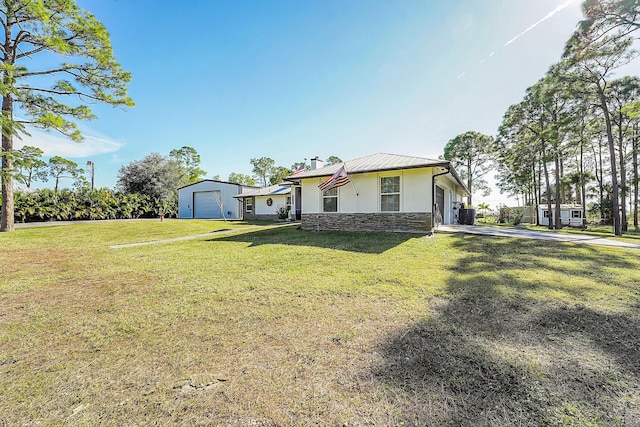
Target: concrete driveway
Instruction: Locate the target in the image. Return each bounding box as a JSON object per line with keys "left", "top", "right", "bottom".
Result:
{"left": 437, "top": 224, "right": 640, "bottom": 250}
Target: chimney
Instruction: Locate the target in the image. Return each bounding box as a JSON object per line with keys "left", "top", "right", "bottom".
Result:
{"left": 310, "top": 156, "right": 323, "bottom": 170}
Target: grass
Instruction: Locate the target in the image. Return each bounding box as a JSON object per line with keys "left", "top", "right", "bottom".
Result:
{"left": 1, "top": 220, "right": 639, "bottom": 426}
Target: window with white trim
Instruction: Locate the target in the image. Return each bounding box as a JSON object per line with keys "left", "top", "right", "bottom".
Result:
{"left": 380, "top": 176, "right": 400, "bottom": 211}
{"left": 322, "top": 188, "right": 338, "bottom": 212}
{"left": 245, "top": 197, "right": 253, "bottom": 212}
{"left": 571, "top": 210, "right": 582, "bottom": 218}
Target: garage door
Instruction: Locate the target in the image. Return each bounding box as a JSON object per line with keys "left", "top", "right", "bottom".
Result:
{"left": 193, "top": 191, "right": 221, "bottom": 218}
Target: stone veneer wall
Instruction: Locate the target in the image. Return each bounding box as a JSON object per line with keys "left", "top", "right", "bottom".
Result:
{"left": 300, "top": 212, "right": 432, "bottom": 233}
{"left": 243, "top": 212, "right": 278, "bottom": 221}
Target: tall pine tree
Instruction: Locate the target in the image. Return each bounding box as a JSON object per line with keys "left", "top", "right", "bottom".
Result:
{"left": 1, "top": 0, "right": 133, "bottom": 232}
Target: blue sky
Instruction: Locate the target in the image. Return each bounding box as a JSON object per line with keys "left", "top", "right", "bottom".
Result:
{"left": 17, "top": 0, "right": 627, "bottom": 206}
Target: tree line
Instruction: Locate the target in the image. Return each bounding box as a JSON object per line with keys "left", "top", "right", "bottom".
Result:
{"left": 14, "top": 146, "right": 88, "bottom": 191}
{"left": 1, "top": 145, "right": 209, "bottom": 223}
{"left": 235, "top": 155, "right": 342, "bottom": 187}
{"left": 444, "top": 1, "right": 640, "bottom": 236}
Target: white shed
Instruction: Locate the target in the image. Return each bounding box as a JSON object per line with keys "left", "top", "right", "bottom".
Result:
{"left": 178, "top": 180, "right": 255, "bottom": 219}
{"left": 538, "top": 204, "right": 584, "bottom": 227}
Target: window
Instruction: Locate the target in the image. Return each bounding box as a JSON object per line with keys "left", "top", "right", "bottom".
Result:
{"left": 543, "top": 210, "right": 550, "bottom": 218}
{"left": 323, "top": 188, "right": 338, "bottom": 212}
{"left": 380, "top": 176, "right": 400, "bottom": 211}
{"left": 245, "top": 197, "right": 253, "bottom": 212}
{"left": 571, "top": 210, "right": 582, "bottom": 218}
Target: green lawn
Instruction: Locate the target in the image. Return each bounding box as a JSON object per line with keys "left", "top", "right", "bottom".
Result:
{"left": 1, "top": 220, "right": 639, "bottom": 426}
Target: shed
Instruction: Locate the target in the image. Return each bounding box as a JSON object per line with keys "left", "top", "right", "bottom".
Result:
{"left": 178, "top": 180, "right": 255, "bottom": 219}
{"left": 538, "top": 204, "right": 584, "bottom": 227}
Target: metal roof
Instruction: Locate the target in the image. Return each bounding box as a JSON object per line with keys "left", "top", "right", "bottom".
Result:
{"left": 285, "top": 153, "right": 448, "bottom": 179}
{"left": 177, "top": 179, "right": 259, "bottom": 191}
{"left": 539, "top": 204, "right": 583, "bottom": 209}
{"left": 233, "top": 184, "right": 291, "bottom": 198}
{"left": 284, "top": 152, "right": 469, "bottom": 194}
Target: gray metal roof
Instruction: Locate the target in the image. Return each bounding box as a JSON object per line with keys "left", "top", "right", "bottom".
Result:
{"left": 284, "top": 152, "right": 469, "bottom": 194}
{"left": 177, "top": 179, "right": 260, "bottom": 191}
{"left": 285, "top": 153, "right": 448, "bottom": 179}
{"left": 233, "top": 184, "right": 291, "bottom": 198}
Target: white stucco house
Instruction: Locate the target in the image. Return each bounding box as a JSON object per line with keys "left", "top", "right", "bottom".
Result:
{"left": 233, "top": 184, "right": 292, "bottom": 220}
{"left": 284, "top": 153, "right": 469, "bottom": 233}
{"left": 178, "top": 180, "right": 256, "bottom": 219}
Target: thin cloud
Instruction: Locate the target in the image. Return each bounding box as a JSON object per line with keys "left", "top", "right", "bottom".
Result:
{"left": 15, "top": 127, "right": 125, "bottom": 158}
{"left": 504, "top": 0, "right": 579, "bottom": 47}
{"left": 457, "top": 71, "right": 466, "bottom": 79}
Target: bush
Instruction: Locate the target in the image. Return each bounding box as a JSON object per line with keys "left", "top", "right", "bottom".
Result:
{"left": 12, "top": 188, "right": 175, "bottom": 223}
{"left": 275, "top": 205, "right": 290, "bottom": 220}
{"left": 497, "top": 206, "right": 524, "bottom": 226}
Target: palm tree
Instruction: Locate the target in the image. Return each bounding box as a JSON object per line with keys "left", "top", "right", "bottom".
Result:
{"left": 477, "top": 202, "right": 490, "bottom": 223}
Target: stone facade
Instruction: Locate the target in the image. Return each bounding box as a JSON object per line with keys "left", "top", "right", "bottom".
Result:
{"left": 243, "top": 211, "right": 279, "bottom": 221}
{"left": 300, "top": 212, "right": 433, "bottom": 233}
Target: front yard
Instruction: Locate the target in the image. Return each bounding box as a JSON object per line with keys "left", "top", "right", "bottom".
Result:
{"left": 1, "top": 220, "right": 639, "bottom": 425}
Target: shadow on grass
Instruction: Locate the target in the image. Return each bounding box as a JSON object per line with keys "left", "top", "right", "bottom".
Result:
{"left": 208, "top": 226, "right": 423, "bottom": 254}
{"left": 375, "top": 235, "right": 640, "bottom": 426}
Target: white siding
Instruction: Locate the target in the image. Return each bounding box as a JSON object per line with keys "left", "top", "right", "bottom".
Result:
{"left": 337, "top": 173, "right": 376, "bottom": 213}
{"left": 301, "top": 178, "right": 322, "bottom": 213}
{"left": 255, "top": 195, "right": 289, "bottom": 215}
{"left": 402, "top": 168, "right": 432, "bottom": 212}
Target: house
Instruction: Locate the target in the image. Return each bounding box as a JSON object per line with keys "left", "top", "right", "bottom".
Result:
{"left": 538, "top": 204, "right": 584, "bottom": 227}
{"left": 233, "top": 184, "right": 291, "bottom": 220}
{"left": 178, "top": 180, "right": 256, "bottom": 219}
{"left": 284, "top": 153, "right": 469, "bottom": 233}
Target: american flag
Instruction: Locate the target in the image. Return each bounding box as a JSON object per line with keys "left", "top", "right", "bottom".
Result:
{"left": 318, "top": 164, "right": 350, "bottom": 192}
{"left": 293, "top": 162, "right": 306, "bottom": 174}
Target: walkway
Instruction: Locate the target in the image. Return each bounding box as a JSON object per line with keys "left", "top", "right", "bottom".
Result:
{"left": 437, "top": 224, "right": 640, "bottom": 249}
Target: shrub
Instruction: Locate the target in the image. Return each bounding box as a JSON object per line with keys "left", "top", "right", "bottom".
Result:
{"left": 275, "top": 205, "right": 290, "bottom": 220}
{"left": 12, "top": 188, "right": 173, "bottom": 223}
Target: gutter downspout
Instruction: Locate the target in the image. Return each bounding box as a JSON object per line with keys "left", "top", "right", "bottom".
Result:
{"left": 432, "top": 166, "right": 450, "bottom": 232}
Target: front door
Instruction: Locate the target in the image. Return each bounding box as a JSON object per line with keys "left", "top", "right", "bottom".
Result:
{"left": 435, "top": 185, "right": 445, "bottom": 225}
{"left": 295, "top": 187, "right": 302, "bottom": 220}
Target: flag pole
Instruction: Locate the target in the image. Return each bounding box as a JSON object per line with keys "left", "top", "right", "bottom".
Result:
{"left": 345, "top": 162, "right": 359, "bottom": 196}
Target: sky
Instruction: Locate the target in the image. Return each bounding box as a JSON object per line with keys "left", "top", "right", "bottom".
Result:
{"left": 15, "top": 0, "right": 633, "bottom": 207}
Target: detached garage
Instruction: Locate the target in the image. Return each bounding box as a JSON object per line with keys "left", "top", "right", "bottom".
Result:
{"left": 178, "top": 180, "right": 254, "bottom": 219}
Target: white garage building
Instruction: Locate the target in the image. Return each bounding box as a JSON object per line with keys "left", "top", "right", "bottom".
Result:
{"left": 178, "top": 180, "right": 255, "bottom": 219}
